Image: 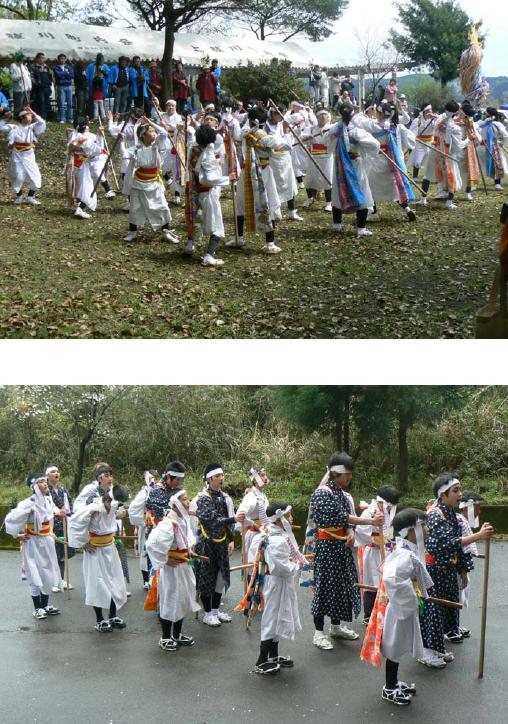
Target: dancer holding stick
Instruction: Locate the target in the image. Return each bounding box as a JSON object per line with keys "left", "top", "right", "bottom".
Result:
{"left": 91, "top": 115, "right": 129, "bottom": 197}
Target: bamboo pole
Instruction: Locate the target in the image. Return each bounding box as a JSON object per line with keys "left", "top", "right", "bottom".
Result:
{"left": 91, "top": 116, "right": 129, "bottom": 197}
{"left": 377, "top": 147, "right": 426, "bottom": 196}
{"left": 478, "top": 537, "right": 491, "bottom": 679}
{"left": 241, "top": 523, "right": 248, "bottom": 595}
{"left": 416, "top": 137, "right": 459, "bottom": 163}
{"left": 62, "top": 515, "right": 71, "bottom": 600}
{"left": 355, "top": 583, "right": 463, "bottom": 609}
{"left": 97, "top": 116, "right": 120, "bottom": 191}
{"left": 231, "top": 552, "right": 313, "bottom": 573}
{"left": 268, "top": 97, "right": 332, "bottom": 187}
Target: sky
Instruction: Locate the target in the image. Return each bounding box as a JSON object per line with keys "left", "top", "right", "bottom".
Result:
{"left": 104, "top": 0, "right": 505, "bottom": 77}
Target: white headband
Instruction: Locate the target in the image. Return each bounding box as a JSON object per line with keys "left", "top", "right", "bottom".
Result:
{"left": 267, "top": 505, "right": 292, "bottom": 523}
{"left": 398, "top": 519, "right": 425, "bottom": 563}
{"left": 45, "top": 466, "right": 58, "bottom": 475}
{"left": 166, "top": 470, "right": 185, "bottom": 479}
{"left": 206, "top": 467, "right": 223, "bottom": 479}
{"left": 437, "top": 478, "right": 460, "bottom": 498}
{"left": 422, "top": 104, "right": 432, "bottom": 112}
{"left": 329, "top": 464, "right": 348, "bottom": 474}
{"left": 165, "top": 99, "right": 176, "bottom": 105}
{"left": 249, "top": 467, "right": 265, "bottom": 488}
{"left": 459, "top": 499, "right": 479, "bottom": 528}
{"left": 376, "top": 495, "right": 397, "bottom": 527}
{"left": 143, "top": 470, "right": 154, "bottom": 486}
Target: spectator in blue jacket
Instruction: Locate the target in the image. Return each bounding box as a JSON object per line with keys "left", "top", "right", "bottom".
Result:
{"left": 85, "top": 53, "right": 110, "bottom": 118}
{"left": 129, "top": 56, "right": 149, "bottom": 113}
{"left": 54, "top": 53, "right": 74, "bottom": 124}
{"left": 109, "top": 56, "right": 131, "bottom": 114}
{"left": 0, "top": 90, "right": 10, "bottom": 114}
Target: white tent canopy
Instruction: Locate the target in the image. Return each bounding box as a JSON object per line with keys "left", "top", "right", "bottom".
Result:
{"left": 0, "top": 19, "right": 320, "bottom": 69}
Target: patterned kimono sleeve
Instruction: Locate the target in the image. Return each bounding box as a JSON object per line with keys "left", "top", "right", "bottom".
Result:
{"left": 426, "top": 509, "right": 462, "bottom": 563}
{"left": 310, "top": 489, "right": 349, "bottom": 528}
{"left": 196, "top": 494, "right": 216, "bottom": 526}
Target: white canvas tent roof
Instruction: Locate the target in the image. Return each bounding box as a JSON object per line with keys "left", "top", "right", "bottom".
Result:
{"left": 0, "top": 19, "right": 319, "bottom": 69}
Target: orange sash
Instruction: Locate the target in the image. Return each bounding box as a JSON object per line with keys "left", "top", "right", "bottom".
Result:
{"left": 88, "top": 532, "right": 115, "bottom": 547}
{"left": 15, "top": 142, "right": 33, "bottom": 152}
{"left": 134, "top": 167, "right": 160, "bottom": 183}
{"left": 26, "top": 521, "right": 51, "bottom": 536}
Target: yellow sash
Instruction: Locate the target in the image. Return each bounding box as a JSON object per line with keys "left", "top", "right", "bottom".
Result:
{"left": 88, "top": 532, "right": 115, "bottom": 547}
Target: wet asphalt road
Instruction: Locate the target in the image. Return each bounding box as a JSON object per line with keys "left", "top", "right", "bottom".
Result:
{"left": 0, "top": 542, "right": 506, "bottom": 724}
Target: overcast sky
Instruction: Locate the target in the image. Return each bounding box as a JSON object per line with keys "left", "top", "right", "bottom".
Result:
{"left": 110, "top": 0, "right": 505, "bottom": 76}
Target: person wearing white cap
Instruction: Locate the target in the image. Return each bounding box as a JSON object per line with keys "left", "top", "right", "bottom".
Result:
{"left": 284, "top": 102, "right": 309, "bottom": 188}
{"left": 355, "top": 485, "right": 399, "bottom": 624}
{"left": 46, "top": 464, "right": 75, "bottom": 592}
{"left": 6, "top": 105, "right": 46, "bottom": 205}
{"left": 418, "top": 473, "right": 493, "bottom": 666}
{"left": 128, "top": 469, "right": 159, "bottom": 590}
{"left": 67, "top": 465, "right": 128, "bottom": 632}
{"left": 408, "top": 104, "right": 439, "bottom": 192}
{"left": 5, "top": 473, "right": 63, "bottom": 619}
{"left": 145, "top": 488, "right": 201, "bottom": 651}
{"left": 250, "top": 501, "right": 304, "bottom": 675}
{"left": 194, "top": 463, "right": 246, "bottom": 626}
{"left": 237, "top": 466, "right": 270, "bottom": 559}
{"left": 263, "top": 107, "right": 301, "bottom": 221}
{"left": 309, "top": 451, "right": 384, "bottom": 651}
{"left": 159, "top": 98, "right": 184, "bottom": 203}
{"left": 146, "top": 462, "right": 186, "bottom": 526}
{"left": 301, "top": 109, "right": 333, "bottom": 212}
{"left": 108, "top": 107, "right": 144, "bottom": 209}
{"left": 375, "top": 508, "right": 434, "bottom": 706}
{"left": 122, "top": 116, "right": 179, "bottom": 243}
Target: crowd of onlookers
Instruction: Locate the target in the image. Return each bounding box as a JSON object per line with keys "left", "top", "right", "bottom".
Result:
{"left": 1, "top": 51, "right": 223, "bottom": 121}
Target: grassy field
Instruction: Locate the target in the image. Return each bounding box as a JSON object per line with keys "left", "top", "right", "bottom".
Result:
{"left": 0, "top": 121, "right": 504, "bottom": 339}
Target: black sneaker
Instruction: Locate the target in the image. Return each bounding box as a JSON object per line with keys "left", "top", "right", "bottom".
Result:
{"left": 159, "top": 637, "right": 177, "bottom": 651}
{"left": 406, "top": 209, "right": 417, "bottom": 222}
{"left": 382, "top": 687, "right": 411, "bottom": 706}
{"left": 254, "top": 661, "right": 280, "bottom": 675}
{"left": 44, "top": 605, "right": 61, "bottom": 616}
{"left": 175, "top": 634, "right": 195, "bottom": 647}
{"left": 459, "top": 627, "right": 471, "bottom": 639}
{"left": 398, "top": 681, "right": 417, "bottom": 695}
{"left": 268, "top": 655, "right": 294, "bottom": 668}
{"left": 444, "top": 631, "right": 463, "bottom": 643}
{"left": 109, "top": 617, "right": 127, "bottom": 629}
{"left": 95, "top": 620, "right": 112, "bottom": 632}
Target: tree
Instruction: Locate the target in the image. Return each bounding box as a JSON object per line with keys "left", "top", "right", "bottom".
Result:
{"left": 354, "top": 28, "right": 402, "bottom": 103}
{"left": 0, "top": 0, "right": 77, "bottom": 20}
{"left": 399, "top": 76, "right": 453, "bottom": 110}
{"left": 227, "top": 0, "right": 349, "bottom": 42}
{"left": 222, "top": 59, "right": 306, "bottom": 106}
{"left": 393, "top": 0, "right": 484, "bottom": 87}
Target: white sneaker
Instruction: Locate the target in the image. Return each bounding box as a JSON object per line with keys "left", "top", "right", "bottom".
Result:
{"left": 264, "top": 243, "right": 282, "bottom": 254}
{"left": 367, "top": 212, "right": 381, "bottom": 222}
{"left": 123, "top": 231, "right": 138, "bottom": 241}
{"left": 216, "top": 611, "right": 232, "bottom": 623}
{"left": 162, "top": 228, "right": 179, "bottom": 244}
{"left": 14, "top": 195, "right": 24, "bottom": 204}
{"left": 201, "top": 253, "right": 225, "bottom": 267}
{"left": 33, "top": 608, "right": 47, "bottom": 620}
{"left": 225, "top": 237, "right": 245, "bottom": 248}
{"left": 418, "top": 197, "right": 428, "bottom": 206}
{"left": 446, "top": 200, "right": 457, "bottom": 209}
{"left": 202, "top": 612, "right": 221, "bottom": 627}
{"left": 329, "top": 624, "right": 359, "bottom": 640}
{"left": 334, "top": 223, "right": 343, "bottom": 232}
{"left": 435, "top": 190, "right": 448, "bottom": 199}
{"left": 466, "top": 193, "right": 474, "bottom": 201}
{"left": 62, "top": 581, "right": 73, "bottom": 591}
{"left": 324, "top": 203, "right": 333, "bottom": 212}
{"left": 418, "top": 648, "right": 447, "bottom": 668}
{"left": 26, "top": 196, "right": 41, "bottom": 205}
{"left": 302, "top": 197, "right": 315, "bottom": 208}
{"left": 184, "top": 240, "right": 195, "bottom": 255}
{"left": 173, "top": 196, "right": 182, "bottom": 205}
{"left": 74, "top": 206, "right": 91, "bottom": 219}
{"left": 104, "top": 190, "right": 116, "bottom": 199}
{"left": 121, "top": 202, "right": 130, "bottom": 212}
{"left": 313, "top": 632, "right": 334, "bottom": 650}
{"left": 288, "top": 211, "right": 304, "bottom": 221}
{"left": 51, "top": 586, "right": 60, "bottom": 593}
{"left": 436, "top": 650, "right": 455, "bottom": 662}
{"left": 495, "top": 184, "right": 503, "bottom": 191}
{"left": 143, "top": 581, "right": 150, "bottom": 590}
{"left": 357, "top": 228, "right": 373, "bottom": 238}
{"left": 297, "top": 181, "right": 305, "bottom": 190}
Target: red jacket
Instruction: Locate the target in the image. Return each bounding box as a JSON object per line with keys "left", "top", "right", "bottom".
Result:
{"left": 195, "top": 72, "right": 217, "bottom": 104}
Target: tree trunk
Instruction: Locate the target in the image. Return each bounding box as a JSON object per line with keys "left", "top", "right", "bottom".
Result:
{"left": 335, "top": 415, "right": 343, "bottom": 451}
{"left": 73, "top": 433, "right": 91, "bottom": 493}
{"left": 398, "top": 415, "right": 409, "bottom": 488}
{"left": 161, "top": 11, "right": 175, "bottom": 104}
{"left": 343, "top": 396, "right": 351, "bottom": 452}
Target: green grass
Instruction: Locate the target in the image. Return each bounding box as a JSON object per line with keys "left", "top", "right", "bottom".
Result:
{"left": 0, "top": 121, "right": 503, "bottom": 339}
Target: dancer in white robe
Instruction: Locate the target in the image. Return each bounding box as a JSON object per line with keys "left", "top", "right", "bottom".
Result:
{"left": 237, "top": 466, "right": 270, "bottom": 561}
{"left": 68, "top": 120, "right": 105, "bottom": 218}
{"left": 5, "top": 473, "right": 63, "bottom": 619}
{"left": 377, "top": 508, "right": 433, "bottom": 707}
{"left": 301, "top": 109, "right": 334, "bottom": 211}
{"left": 250, "top": 502, "right": 303, "bottom": 675}
{"left": 146, "top": 489, "right": 201, "bottom": 651}
{"left": 68, "top": 464, "right": 128, "bottom": 632}
{"left": 122, "top": 117, "right": 178, "bottom": 243}
{"left": 108, "top": 108, "right": 143, "bottom": 208}
{"left": 431, "top": 102, "right": 469, "bottom": 208}
{"left": 408, "top": 104, "right": 439, "bottom": 184}
{"left": 477, "top": 107, "right": 508, "bottom": 190}
{"left": 6, "top": 106, "right": 46, "bottom": 204}
{"left": 128, "top": 469, "right": 159, "bottom": 589}
{"left": 264, "top": 107, "right": 301, "bottom": 221}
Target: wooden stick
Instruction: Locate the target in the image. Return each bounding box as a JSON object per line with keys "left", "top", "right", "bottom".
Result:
{"left": 355, "top": 583, "right": 463, "bottom": 609}
{"left": 417, "top": 137, "right": 459, "bottom": 162}
{"left": 377, "top": 147, "right": 426, "bottom": 196}
{"left": 91, "top": 115, "right": 129, "bottom": 197}
{"left": 241, "top": 523, "right": 248, "bottom": 595}
{"left": 268, "top": 97, "right": 332, "bottom": 187}
{"left": 62, "top": 515, "right": 71, "bottom": 600}
{"left": 231, "top": 552, "right": 313, "bottom": 573}
{"left": 478, "top": 537, "right": 491, "bottom": 678}
{"left": 97, "top": 116, "right": 120, "bottom": 191}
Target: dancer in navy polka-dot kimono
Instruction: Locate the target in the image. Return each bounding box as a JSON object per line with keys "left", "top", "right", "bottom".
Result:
{"left": 418, "top": 473, "right": 494, "bottom": 669}
{"left": 309, "top": 452, "right": 384, "bottom": 650}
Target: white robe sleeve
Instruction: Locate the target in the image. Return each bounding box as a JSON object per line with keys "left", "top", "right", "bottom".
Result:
{"left": 382, "top": 553, "right": 419, "bottom": 620}
{"left": 128, "top": 487, "right": 148, "bottom": 527}
{"left": 265, "top": 536, "right": 299, "bottom": 579}
{"left": 32, "top": 116, "right": 46, "bottom": 136}
{"left": 67, "top": 500, "right": 102, "bottom": 548}
{"left": 198, "top": 144, "right": 230, "bottom": 186}
{"left": 145, "top": 518, "right": 175, "bottom": 570}
{"left": 5, "top": 498, "right": 34, "bottom": 537}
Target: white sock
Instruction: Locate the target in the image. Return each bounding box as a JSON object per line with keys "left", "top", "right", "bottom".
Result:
{"left": 315, "top": 629, "right": 324, "bottom": 635}
{"left": 212, "top": 608, "right": 219, "bottom": 617}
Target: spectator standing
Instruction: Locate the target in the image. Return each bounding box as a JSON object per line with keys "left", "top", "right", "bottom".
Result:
{"left": 110, "top": 56, "right": 130, "bottom": 114}
{"left": 85, "top": 53, "right": 110, "bottom": 120}
{"left": 54, "top": 53, "right": 74, "bottom": 124}
{"left": 31, "top": 52, "right": 52, "bottom": 119}
{"left": 309, "top": 65, "right": 321, "bottom": 104}
{"left": 319, "top": 67, "right": 329, "bottom": 108}
{"left": 340, "top": 75, "right": 356, "bottom": 103}
{"left": 0, "top": 89, "right": 10, "bottom": 113}
{"left": 147, "top": 61, "right": 162, "bottom": 105}
{"left": 129, "top": 56, "right": 149, "bottom": 112}
{"left": 195, "top": 65, "right": 217, "bottom": 107}
{"left": 384, "top": 78, "right": 398, "bottom": 103}
{"left": 9, "top": 52, "right": 32, "bottom": 113}
{"left": 331, "top": 71, "right": 341, "bottom": 110}
{"left": 211, "top": 58, "right": 221, "bottom": 104}
{"left": 172, "top": 60, "right": 189, "bottom": 114}
{"left": 73, "top": 61, "right": 88, "bottom": 119}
